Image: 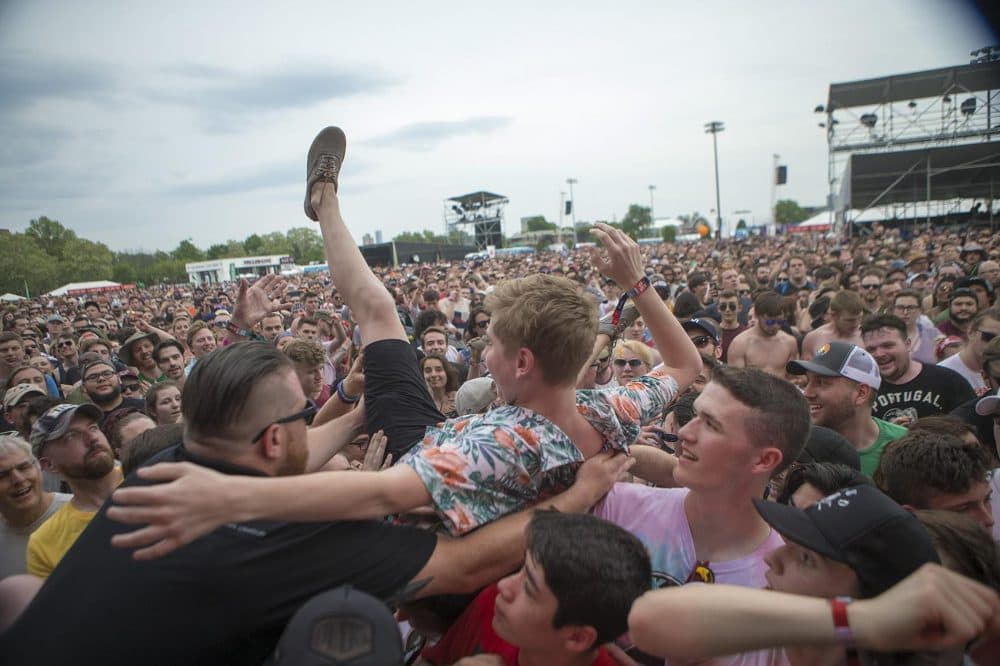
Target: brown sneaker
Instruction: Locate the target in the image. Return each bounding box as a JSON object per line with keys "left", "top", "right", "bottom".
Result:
{"left": 304, "top": 126, "right": 347, "bottom": 220}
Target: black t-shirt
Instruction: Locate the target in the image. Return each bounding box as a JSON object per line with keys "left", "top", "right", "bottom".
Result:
{"left": 872, "top": 363, "right": 976, "bottom": 423}
{"left": 951, "top": 398, "right": 997, "bottom": 455}
{"left": 0, "top": 445, "right": 437, "bottom": 666}
{"left": 99, "top": 396, "right": 146, "bottom": 417}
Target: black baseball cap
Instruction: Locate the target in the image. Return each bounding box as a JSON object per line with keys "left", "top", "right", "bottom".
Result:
{"left": 682, "top": 317, "right": 720, "bottom": 344}
{"left": 798, "top": 426, "right": 860, "bottom": 470}
{"left": 754, "top": 485, "right": 939, "bottom": 597}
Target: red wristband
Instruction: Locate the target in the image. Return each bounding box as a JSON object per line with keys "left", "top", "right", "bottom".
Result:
{"left": 830, "top": 596, "right": 854, "bottom": 645}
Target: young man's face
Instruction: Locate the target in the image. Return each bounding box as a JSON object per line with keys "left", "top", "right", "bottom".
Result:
{"left": 674, "top": 382, "right": 769, "bottom": 491}
{"left": 0, "top": 340, "right": 24, "bottom": 368}
{"left": 950, "top": 296, "right": 978, "bottom": 323}
{"left": 83, "top": 364, "right": 121, "bottom": 403}
{"left": 892, "top": 296, "right": 921, "bottom": 327}
{"left": 831, "top": 309, "right": 862, "bottom": 334}
{"left": 422, "top": 332, "right": 448, "bottom": 356}
{"left": 294, "top": 362, "right": 324, "bottom": 398}
{"left": 157, "top": 346, "right": 186, "bottom": 381}
{"left": 132, "top": 339, "right": 155, "bottom": 367}
{"left": 859, "top": 277, "right": 882, "bottom": 302}
{"left": 764, "top": 541, "right": 860, "bottom": 598}
{"left": 925, "top": 481, "right": 995, "bottom": 531}
{"left": 10, "top": 367, "right": 47, "bottom": 392}
{"left": 260, "top": 316, "right": 284, "bottom": 341}
{"left": 720, "top": 269, "right": 739, "bottom": 291}
{"left": 802, "top": 374, "right": 862, "bottom": 429}
{"left": 298, "top": 323, "right": 319, "bottom": 341}
{"left": 788, "top": 259, "right": 806, "bottom": 280}
{"left": 493, "top": 552, "right": 587, "bottom": 654}
{"left": 756, "top": 312, "right": 784, "bottom": 337}
{"left": 717, "top": 297, "right": 739, "bottom": 323}
{"left": 190, "top": 329, "right": 217, "bottom": 357}
{"left": 863, "top": 327, "right": 910, "bottom": 383}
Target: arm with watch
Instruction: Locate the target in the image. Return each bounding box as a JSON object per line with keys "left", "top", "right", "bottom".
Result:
{"left": 590, "top": 224, "right": 701, "bottom": 394}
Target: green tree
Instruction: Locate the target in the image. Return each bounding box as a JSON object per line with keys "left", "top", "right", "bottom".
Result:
{"left": 775, "top": 199, "right": 808, "bottom": 225}
{"left": 257, "top": 231, "right": 292, "bottom": 256}
{"left": 206, "top": 240, "right": 247, "bottom": 259}
{"left": 661, "top": 226, "right": 677, "bottom": 243}
{"left": 112, "top": 263, "right": 138, "bottom": 284}
{"left": 285, "top": 227, "right": 325, "bottom": 263}
{"left": 620, "top": 204, "right": 653, "bottom": 239}
{"left": 172, "top": 239, "right": 205, "bottom": 262}
{"left": 25, "top": 216, "right": 76, "bottom": 260}
{"left": 393, "top": 230, "right": 449, "bottom": 244}
{"left": 0, "top": 233, "right": 60, "bottom": 295}
{"left": 243, "top": 234, "right": 264, "bottom": 255}
{"left": 58, "top": 237, "right": 114, "bottom": 284}
{"left": 736, "top": 219, "right": 748, "bottom": 230}
{"left": 523, "top": 216, "right": 557, "bottom": 232}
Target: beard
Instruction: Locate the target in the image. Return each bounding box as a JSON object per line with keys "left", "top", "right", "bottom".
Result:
{"left": 277, "top": 438, "right": 309, "bottom": 477}
{"left": 62, "top": 448, "right": 116, "bottom": 480}
{"left": 89, "top": 384, "right": 122, "bottom": 407}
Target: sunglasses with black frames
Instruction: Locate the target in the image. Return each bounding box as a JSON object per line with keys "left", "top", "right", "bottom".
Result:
{"left": 613, "top": 358, "right": 646, "bottom": 369}
{"left": 252, "top": 399, "right": 318, "bottom": 442}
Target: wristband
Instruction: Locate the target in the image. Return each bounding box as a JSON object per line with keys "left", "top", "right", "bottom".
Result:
{"left": 610, "top": 277, "right": 651, "bottom": 327}
{"left": 830, "top": 596, "right": 854, "bottom": 645}
{"left": 336, "top": 380, "right": 360, "bottom": 404}
{"left": 226, "top": 321, "right": 264, "bottom": 342}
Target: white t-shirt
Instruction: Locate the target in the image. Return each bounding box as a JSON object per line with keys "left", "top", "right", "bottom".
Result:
{"left": 938, "top": 354, "right": 987, "bottom": 395}
{"left": 594, "top": 484, "right": 786, "bottom": 666}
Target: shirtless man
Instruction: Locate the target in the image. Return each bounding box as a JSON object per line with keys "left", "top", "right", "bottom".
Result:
{"left": 728, "top": 291, "right": 798, "bottom": 377}
{"left": 800, "top": 290, "right": 864, "bottom": 361}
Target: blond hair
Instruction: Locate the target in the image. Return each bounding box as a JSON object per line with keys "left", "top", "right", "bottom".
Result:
{"left": 613, "top": 339, "right": 654, "bottom": 367}
{"left": 485, "top": 274, "right": 597, "bottom": 386}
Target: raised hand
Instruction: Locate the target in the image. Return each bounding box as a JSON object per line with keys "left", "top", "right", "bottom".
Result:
{"left": 232, "top": 274, "right": 292, "bottom": 328}
{"left": 361, "top": 430, "right": 393, "bottom": 471}
{"left": 589, "top": 223, "right": 644, "bottom": 289}
{"left": 572, "top": 451, "right": 635, "bottom": 506}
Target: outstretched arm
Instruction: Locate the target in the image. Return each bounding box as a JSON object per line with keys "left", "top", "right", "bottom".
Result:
{"left": 109, "top": 462, "right": 433, "bottom": 560}
{"left": 628, "top": 564, "right": 1000, "bottom": 660}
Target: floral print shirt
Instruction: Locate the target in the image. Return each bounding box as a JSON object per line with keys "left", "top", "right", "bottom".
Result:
{"left": 400, "top": 370, "right": 678, "bottom": 535}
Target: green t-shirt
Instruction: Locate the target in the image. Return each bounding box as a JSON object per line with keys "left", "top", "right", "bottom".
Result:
{"left": 859, "top": 418, "right": 908, "bottom": 476}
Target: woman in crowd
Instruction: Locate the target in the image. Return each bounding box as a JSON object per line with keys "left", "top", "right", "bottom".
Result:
{"left": 461, "top": 306, "right": 491, "bottom": 380}
{"left": 924, "top": 275, "right": 957, "bottom": 320}
{"left": 420, "top": 353, "right": 459, "bottom": 418}
{"left": 611, "top": 339, "right": 653, "bottom": 386}
{"left": 145, "top": 381, "right": 183, "bottom": 425}
{"left": 184, "top": 321, "right": 217, "bottom": 374}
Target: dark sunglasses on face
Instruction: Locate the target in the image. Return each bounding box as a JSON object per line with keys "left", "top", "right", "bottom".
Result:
{"left": 860, "top": 284, "right": 880, "bottom": 290}
{"left": 58, "top": 341, "right": 75, "bottom": 347}
{"left": 765, "top": 318, "right": 786, "bottom": 327}
{"left": 718, "top": 303, "right": 738, "bottom": 311}
{"left": 123, "top": 383, "right": 141, "bottom": 393}
{"left": 690, "top": 335, "right": 714, "bottom": 347}
{"left": 476, "top": 319, "right": 490, "bottom": 329}
{"left": 613, "top": 359, "right": 646, "bottom": 369}
{"left": 252, "top": 399, "right": 318, "bottom": 442}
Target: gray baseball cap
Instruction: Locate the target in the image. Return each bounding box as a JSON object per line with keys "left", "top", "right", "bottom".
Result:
{"left": 30, "top": 402, "right": 103, "bottom": 457}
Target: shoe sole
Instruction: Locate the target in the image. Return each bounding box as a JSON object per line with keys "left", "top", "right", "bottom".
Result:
{"left": 304, "top": 126, "right": 347, "bottom": 221}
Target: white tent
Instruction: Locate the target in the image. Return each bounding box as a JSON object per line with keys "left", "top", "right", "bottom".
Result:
{"left": 45, "top": 281, "right": 122, "bottom": 297}
{"left": 1, "top": 293, "right": 25, "bottom": 302}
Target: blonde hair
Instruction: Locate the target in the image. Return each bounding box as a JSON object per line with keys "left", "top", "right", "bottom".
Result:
{"left": 613, "top": 339, "right": 653, "bottom": 367}
{"left": 485, "top": 274, "right": 597, "bottom": 386}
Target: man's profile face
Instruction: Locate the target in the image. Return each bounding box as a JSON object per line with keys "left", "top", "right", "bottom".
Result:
{"left": 493, "top": 553, "right": 567, "bottom": 652}
{"left": 0, "top": 446, "right": 44, "bottom": 518}
{"left": 422, "top": 332, "right": 448, "bottom": 356}
{"left": 763, "top": 541, "right": 860, "bottom": 598}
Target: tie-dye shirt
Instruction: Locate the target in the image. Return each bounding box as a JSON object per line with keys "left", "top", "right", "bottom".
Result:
{"left": 400, "top": 370, "right": 678, "bottom": 535}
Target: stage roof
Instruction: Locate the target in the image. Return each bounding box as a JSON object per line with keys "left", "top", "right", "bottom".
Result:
{"left": 827, "top": 61, "right": 1000, "bottom": 111}
{"left": 842, "top": 142, "right": 1000, "bottom": 210}
{"left": 447, "top": 191, "right": 508, "bottom": 209}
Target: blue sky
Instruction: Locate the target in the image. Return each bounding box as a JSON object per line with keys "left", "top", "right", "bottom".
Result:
{"left": 0, "top": 1, "right": 994, "bottom": 251}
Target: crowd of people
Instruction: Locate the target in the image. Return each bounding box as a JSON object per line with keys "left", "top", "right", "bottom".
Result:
{"left": 1, "top": 126, "right": 1000, "bottom": 665}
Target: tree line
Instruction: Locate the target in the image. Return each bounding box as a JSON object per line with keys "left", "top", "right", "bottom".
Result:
{"left": 0, "top": 217, "right": 327, "bottom": 296}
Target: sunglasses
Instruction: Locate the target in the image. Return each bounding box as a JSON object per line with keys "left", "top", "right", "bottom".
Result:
{"left": 860, "top": 284, "right": 881, "bottom": 290}
{"left": 58, "top": 341, "right": 75, "bottom": 347}
{"left": 717, "top": 303, "right": 738, "bottom": 311}
{"left": 738, "top": 289, "right": 750, "bottom": 296}
{"left": 476, "top": 319, "right": 491, "bottom": 329}
{"left": 765, "top": 319, "right": 786, "bottom": 327}
{"left": 123, "top": 383, "right": 142, "bottom": 393}
{"left": 252, "top": 399, "right": 318, "bottom": 442}
{"left": 690, "top": 335, "right": 714, "bottom": 348}
{"left": 613, "top": 359, "right": 646, "bottom": 369}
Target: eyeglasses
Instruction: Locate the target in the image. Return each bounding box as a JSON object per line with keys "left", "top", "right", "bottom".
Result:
{"left": 476, "top": 319, "right": 491, "bottom": 329}
{"left": 252, "top": 399, "right": 318, "bottom": 442}
{"left": 893, "top": 304, "right": 919, "bottom": 312}
{"left": 860, "top": 284, "right": 881, "bottom": 290}
{"left": 718, "top": 303, "right": 738, "bottom": 311}
{"left": 84, "top": 370, "right": 115, "bottom": 383}
{"left": 613, "top": 359, "right": 646, "bottom": 369}
{"left": 764, "top": 319, "right": 786, "bottom": 327}
{"left": 690, "top": 335, "right": 714, "bottom": 348}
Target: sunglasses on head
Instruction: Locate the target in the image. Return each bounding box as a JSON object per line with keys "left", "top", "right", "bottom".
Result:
{"left": 613, "top": 359, "right": 645, "bottom": 368}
